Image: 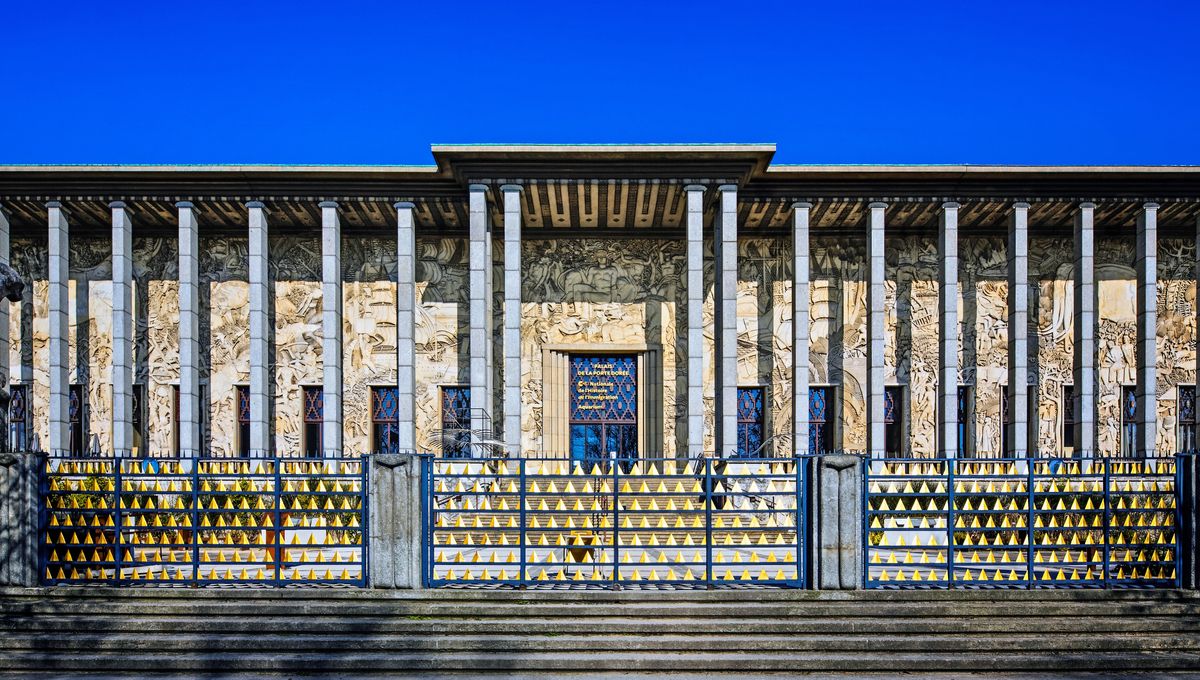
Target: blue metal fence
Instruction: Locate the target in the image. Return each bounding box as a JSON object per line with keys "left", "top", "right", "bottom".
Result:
{"left": 423, "top": 456, "right": 810, "bottom": 587}
{"left": 40, "top": 457, "right": 368, "bottom": 586}
{"left": 864, "top": 457, "right": 1180, "bottom": 588}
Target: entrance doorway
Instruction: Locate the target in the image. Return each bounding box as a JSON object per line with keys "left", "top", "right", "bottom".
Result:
{"left": 569, "top": 355, "right": 637, "bottom": 470}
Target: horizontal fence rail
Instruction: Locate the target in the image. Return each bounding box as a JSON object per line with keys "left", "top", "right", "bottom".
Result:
{"left": 424, "top": 456, "right": 809, "bottom": 587}
{"left": 864, "top": 457, "right": 1179, "bottom": 589}
{"left": 40, "top": 458, "right": 367, "bottom": 586}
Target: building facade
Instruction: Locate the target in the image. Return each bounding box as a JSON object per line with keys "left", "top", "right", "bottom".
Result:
{"left": 1, "top": 145, "right": 1198, "bottom": 461}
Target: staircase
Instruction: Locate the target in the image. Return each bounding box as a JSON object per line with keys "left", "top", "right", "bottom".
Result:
{"left": 2, "top": 587, "right": 1199, "bottom": 676}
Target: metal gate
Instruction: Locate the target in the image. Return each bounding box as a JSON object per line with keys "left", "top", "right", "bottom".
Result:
{"left": 423, "top": 456, "right": 808, "bottom": 587}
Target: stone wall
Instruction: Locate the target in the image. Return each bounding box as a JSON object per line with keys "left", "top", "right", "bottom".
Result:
{"left": 5, "top": 230, "right": 1195, "bottom": 458}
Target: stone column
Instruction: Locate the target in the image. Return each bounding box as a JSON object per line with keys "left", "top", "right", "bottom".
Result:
{"left": 684, "top": 185, "right": 706, "bottom": 457}
{"left": 177, "top": 202, "right": 201, "bottom": 457}
{"left": 110, "top": 202, "right": 134, "bottom": 457}
{"left": 320, "top": 201, "right": 343, "bottom": 457}
{"left": 1073, "top": 202, "right": 1097, "bottom": 457}
{"left": 1136, "top": 203, "right": 1159, "bottom": 457}
{"left": 46, "top": 202, "right": 69, "bottom": 456}
{"left": 1007, "top": 203, "right": 1030, "bottom": 456}
{"left": 468, "top": 185, "right": 492, "bottom": 447}
{"left": 247, "top": 201, "right": 270, "bottom": 457}
{"left": 938, "top": 202, "right": 960, "bottom": 458}
{"left": 368, "top": 453, "right": 424, "bottom": 588}
{"left": 866, "top": 202, "right": 887, "bottom": 458}
{"left": 792, "top": 202, "right": 812, "bottom": 456}
{"left": 395, "top": 202, "right": 417, "bottom": 453}
{"left": 500, "top": 185, "right": 522, "bottom": 455}
{"left": 714, "top": 185, "right": 738, "bottom": 457}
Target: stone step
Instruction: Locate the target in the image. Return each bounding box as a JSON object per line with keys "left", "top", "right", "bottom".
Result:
{"left": 3, "top": 649, "right": 1200, "bottom": 673}
{"left": 6, "top": 614, "right": 1196, "bottom": 635}
{"left": 2, "top": 631, "right": 1197, "bottom": 654}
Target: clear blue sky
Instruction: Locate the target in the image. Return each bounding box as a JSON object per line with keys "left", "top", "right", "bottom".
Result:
{"left": 3, "top": 1, "right": 1197, "bottom": 165}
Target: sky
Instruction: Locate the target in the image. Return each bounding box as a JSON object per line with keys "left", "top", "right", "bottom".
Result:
{"left": 2, "top": 1, "right": 1198, "bottom": 166}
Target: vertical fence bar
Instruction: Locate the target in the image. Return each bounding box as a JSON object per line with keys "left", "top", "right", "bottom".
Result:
{"left": 360, "top": 459, "right": 369, "bottom": 587}
{"left": 418, "top": 456, "right": 429, "bottom": 587}
{"left": 113, "top": 460, "right": 123, "bottom": 583}
{"left": 1175, "top": 455, "right": 1183, "bottom": 588}
{"left": 273, "top": 459, "right": 282, "bottom": 585}
{"left": 862, "top": 457, "right": 870, "bottom": 588}
{"left": 611, "top": 457, "right": 620, "bottom": 589}
{"left": 946, "top": 459, "right": 955, "bottom": 588}
{"left": 795, "top": 456, "right": 804, "bottom": 588}
{"left": 1103, "top": 459, "right": 1112, "bottom": 588}
{"left": 191, "top": 460, "right": 200, "bottom": 586}
{"left": 1026, "top": 459, "right": 1035, "bottom": 589}
{"left": 705, "top": 458, "right": 713, "bottom": 586}
{"left": 519, "top": 458, "right": 527, "bottom": 587}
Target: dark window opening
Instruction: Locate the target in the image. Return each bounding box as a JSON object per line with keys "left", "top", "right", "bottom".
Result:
{"left": 9, "top": 384, "right": 29, "bottom": 451}
{"left": 303, "top": 386, "right": 323, "bottom": 458}
{"left": 957, "top": 385, "right": 973, "bottom": 457}
{"left": 1122, "top": 385, "right": 1138, "bottom": 458}
{"left": 69, "top": 384, "right": 86, "bottom": 456}
{"left": 735, "top": 387, "right": 765, "bottom": 458}
{"left": 809, "top": 386, "right": 835, "bottom": 454}
{"left": 131, "top": 384, "right": 145, "bottom": 456}
{"left": 1001, "top": 385, "right": 1037, "bottom": 457}
{"left": 1180, "top": 385, "right": 1196, "bottom": 452}
{"left": 884, "top": 386, "right": 903, "bottom": 457}
{"left": 1063, "top": 385, "right": 1076, "bottom": 453}
{"left": 441, "top": 386, "right": 471, "bottom": 457}
{"left": 236, "top": 385, "right": 251, "bottom": 457}
{"left": 568, "top": 355, "right": 637, "bottom": 470}
{"left": 371, "top": 386, "right": 399, "bottom": 454}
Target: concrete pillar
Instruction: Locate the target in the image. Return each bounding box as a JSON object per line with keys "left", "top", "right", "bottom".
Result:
{"left": 714, "top": 185, "right": 738, "bottom": 457}
{"left": 814, "top": 454, "right": 863, "bottom": 589}
{"left": 0, "top": 451, "right": 43, "bottom": 585}
{"left": 320, "top": 201, "right": 343, "bottom": 457}
{"left": 109, "top": 202, "right": 134, "bottom": 457}
{"left": 395, "top": 202, "right": 417, "bottom": 453}
{"left": 177, "top": 202, "right": 201, "bottom": 457}
{"left": 792, "top": 202, "right": 812, "bottom": 457}
{"left": 500, "top": 185, "right": 522, "bottom": 455}
{"left": 468, "top": 185, "right": 492, "bottom": 447}
{"left": 866, "top": 203, "right": 887, "bottom": 458}
{"left": 1136, "top": 203, "right": 1159, "bottom": 457}
{"left": 1073, "top": 203, "right": 1097, "bottom": 457}
{"left": 1007, "top": 203, "right": 1030, "bottom": 456}
{"left": 46, "top": 202, "right": 69, "bottom": 456}
{"left": 247, "top": 201, "right": 270, "bottom": 457}
{"left": 938, "top": 203, "right": 960, "bottom": 458}
{"left": 368, "top": 453, "right": 423, "bottom": 588}
{"left": 684, "top": 185, "right": 706, "bottom": 457}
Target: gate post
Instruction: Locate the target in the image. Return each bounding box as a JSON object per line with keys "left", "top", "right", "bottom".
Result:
{"left": 1181, "top": 453, "right": 1199, "bottom": 590}
{"left": 369, "top": 453, "right": 424, "bottom": 589}
{"left": 811, "top": 454, "right": 864, "bottom": 589}
{"left": 0, "top": 452, "right": 43, "bottom": 586}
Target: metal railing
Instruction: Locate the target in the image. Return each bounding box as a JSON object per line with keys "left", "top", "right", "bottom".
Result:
{"left": 864, "top": 456, "right": 1180, "bottom": 588}
{"left": 40, "top": 457, "right": 368, "bottom": 586}
{"left": 422, "top": 456, "right": 810, "bottom": 588}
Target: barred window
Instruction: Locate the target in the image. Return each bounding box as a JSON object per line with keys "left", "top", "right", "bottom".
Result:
{"left": 735, "top": 387, "right": 765, "bottom": 458}
{"left": 303, "top": 386, "right": 323, "bottom": 458}
{"left": 236, "top": 386, "right": 250, "bottom": 457}
{"left": 371, "top": 386, "right": 399, "bottom": 454}
{"left": 1180, "top": 385, "right": 1196, "bottom": 452}
{"left": 441, "top": 386, "right": 471, "bottom": 457}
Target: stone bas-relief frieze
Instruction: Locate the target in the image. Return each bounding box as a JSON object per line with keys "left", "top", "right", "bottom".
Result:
{"left": 3, "top": 229, "right": 1195, "bottom": 458}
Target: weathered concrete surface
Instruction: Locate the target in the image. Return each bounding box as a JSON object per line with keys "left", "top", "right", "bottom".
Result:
{"left": 816, "top": 454, "right": 863, "bottom": 589}
{"left": 0, "top": 452, "right": 41, "bottom": 586}
{"left": 368, "top": 453, "right": 423, "bottom": 589}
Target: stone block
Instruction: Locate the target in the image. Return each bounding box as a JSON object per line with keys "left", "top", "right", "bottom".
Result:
{"left": 369, "top": 453, "right": 424, "bottom": 589}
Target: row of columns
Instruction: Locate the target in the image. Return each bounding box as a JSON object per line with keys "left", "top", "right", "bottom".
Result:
{"left": 16, "top": 192, "right": 1171, "bottom": 458}
{"left": 788, "top": 199, "right": 1162, "bottom": 458}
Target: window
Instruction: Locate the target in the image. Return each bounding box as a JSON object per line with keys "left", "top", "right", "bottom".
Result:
{"left": 303, "top": 386, "right": 323, "bottom": 458}
{"left": 735, "top": 387, "right": 765, "bottom": 458}
{"left": 440, "top": 386, "right": 471, "bottom": 457}
{"left": 568, "top": 355, "right": 637, "bottom": 469}
{"left": 371, "top": 386, "right": 399, "bottom": 454}
{"left": 884, "top": 386, "right": 903, "bottom": 457}
{"left": 172, "top": 386, "right": 180, "bottom": 456}
{"left": 809, "top": 386, "right": 835, "bottom": 454}
{"left": 1121, "top": 385, "right": 1137, "bottom": 458}
{"left": 957, "top": 385, "right": 973, "bottom": 457}
{"left": 1180, "top": 385, "right": 1197, "bottom": 452}
{"left": 236, "top": 385, "right": 250, "bottom": 457}
{"left": 9, "top": 384, "right": 29, "bottom": 451}
{"left": 131, "top": 384, "right": 145, "bottom": 456}
{"left": 68, "top": 384, "right": 86, "bottom": 456}
{"left": 1063, "top": 385, "right": 1076, "bottom": 454}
